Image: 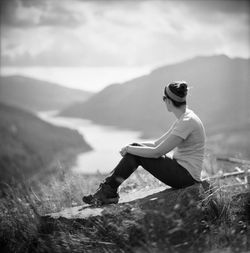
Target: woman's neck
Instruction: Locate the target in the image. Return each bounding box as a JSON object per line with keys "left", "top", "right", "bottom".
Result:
{"left": 173, "top": 105, "right": 187, "bottom": 119}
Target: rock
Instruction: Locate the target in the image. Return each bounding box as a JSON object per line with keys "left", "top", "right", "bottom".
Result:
{"left": 132, "top": 182, "right": 206, "bottom": 213}
{"left": 40, "top": 183, "right": 207, "bottom": 252}
{"left": 44, "top": 183, "right": 206, "bottom": 220}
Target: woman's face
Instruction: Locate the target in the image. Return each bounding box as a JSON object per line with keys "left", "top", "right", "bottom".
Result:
{"left": 165, "top": 98, "right": 173, "bottom": 112}
{"left": 163, "top": 94, "right": 172, "bottom": 112}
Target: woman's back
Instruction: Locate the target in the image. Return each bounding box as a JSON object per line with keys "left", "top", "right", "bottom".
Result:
{"left": 171, "top": 108, "right": 206, "bottom": 181}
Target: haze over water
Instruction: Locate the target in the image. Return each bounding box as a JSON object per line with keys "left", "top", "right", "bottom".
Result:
{"left": 0, "top": 66, "right": 152, "bottom": 92}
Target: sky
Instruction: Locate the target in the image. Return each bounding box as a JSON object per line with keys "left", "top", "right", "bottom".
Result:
{"left": 0, "top": 0, "right": 249, "bottom": 91}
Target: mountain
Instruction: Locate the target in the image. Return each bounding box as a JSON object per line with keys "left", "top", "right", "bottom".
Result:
{"left": 60, "top": 55, "right": 250, "bottom": 137}
{"left": 0, "top": 103, "right": 92, "bottom": 182}
{"left": 0, "top": 75, "right": 94, "bottom": 112}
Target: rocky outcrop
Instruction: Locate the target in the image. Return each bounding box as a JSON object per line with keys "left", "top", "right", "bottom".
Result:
{"left": 45, "top": 183, "right": 209, "bottom": 220}
{"left": 41, "top": 183, "right": 209, "bottom": 252}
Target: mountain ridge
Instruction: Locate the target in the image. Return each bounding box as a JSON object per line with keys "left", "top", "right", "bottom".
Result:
{"left": 0, "top": 75, "right": 94, "bottom": 112}
{"left": 60, "top": 55, "right": 250, "bottom": 138}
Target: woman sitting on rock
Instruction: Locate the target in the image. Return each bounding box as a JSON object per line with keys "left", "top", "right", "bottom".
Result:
{"left": 83, "top": 81, "right": 206, "bottom": 206}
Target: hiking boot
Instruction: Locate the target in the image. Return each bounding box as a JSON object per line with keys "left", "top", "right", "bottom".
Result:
{"left": 82, "top": 183, "right": 119, "bottom": 206}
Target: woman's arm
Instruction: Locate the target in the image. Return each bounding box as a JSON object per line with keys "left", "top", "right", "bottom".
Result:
{"left": 126, "top": 134, "right": 183, "bottom": 158}
{"left": 136, "top": 124, "right": 176, "bottom": 148}
{"left": 154, "top": 129, "right": 172, "bottom": 146}
{"left": 139, "top": 141, "right": 155, "bottom": 147}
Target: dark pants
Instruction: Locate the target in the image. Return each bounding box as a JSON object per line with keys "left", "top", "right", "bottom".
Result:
{"left": 105, "top": 152, "right": 197, "bottom": 190}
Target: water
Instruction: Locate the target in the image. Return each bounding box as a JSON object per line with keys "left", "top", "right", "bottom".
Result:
{"left": 38, "top": 111, "right": 145, "bottom": 174}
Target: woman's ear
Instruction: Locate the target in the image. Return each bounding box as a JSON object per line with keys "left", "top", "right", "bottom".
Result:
{"left": 167, "top": 98, "right": 171, "bottom": 105}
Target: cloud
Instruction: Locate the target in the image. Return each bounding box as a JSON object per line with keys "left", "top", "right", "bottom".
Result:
{"left": 1, "top": 0, "right": 43, "bottom": 27}
{"left": 3, "top": 0, "right": 248, "bottom": 29}
{"left": 1, "top": 25, "right": 127, "bottom": 66}
{"left": 0, "top": 0, "right": 85, "bottom": 28}
{"left": 187, "top": 0, "right": 250, "bottom": 15}
{"left": 1, "top": 0, "right": 249, "bottom": 67}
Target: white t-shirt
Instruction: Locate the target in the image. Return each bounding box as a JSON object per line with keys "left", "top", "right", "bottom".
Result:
{"left": 170, "top": 108, "right": 206, "bottom": 181}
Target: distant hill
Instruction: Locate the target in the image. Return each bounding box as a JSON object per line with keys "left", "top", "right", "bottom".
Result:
{"left": 0, "top": 103, "right": 92, "bottom": 182}
{"left": 0, "top": 75, "right": 93, "bottom": 112}
{"left": 60, "top": 55, "right": 250, "bottom": 137}
{"left": 206, "top": 122, "right": 250, "bottom": 159}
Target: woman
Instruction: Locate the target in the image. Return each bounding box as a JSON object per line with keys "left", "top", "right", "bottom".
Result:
{"left": 83, "top": 81, "right": 206, "bottom": 206}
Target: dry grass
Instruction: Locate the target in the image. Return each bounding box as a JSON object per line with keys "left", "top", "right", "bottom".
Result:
{"left": 0, "top": 161, "right": 249, "bottom": 253}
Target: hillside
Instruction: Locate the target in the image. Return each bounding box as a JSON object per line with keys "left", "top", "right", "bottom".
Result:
{"left": 0, "top": 75, "right": 93, "bottom": 112}
{"left": 206, "top": 122, "right": 250, "bottom": 160}
{"left": 60, "top": 55, "right": 250, "bottom": 138}
{"left": 0, "top": 103, "right": 92, "bottom": 182}
{"left": 1, "top": 163, "right": 249, "bottom": 253}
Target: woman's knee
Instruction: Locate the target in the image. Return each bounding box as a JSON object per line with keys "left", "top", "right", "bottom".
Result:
{"left": 124, "top": 153, "right": 136, "bottom": 160}
{"left": 124, "top": 153, "right": 140, "bottom": 166}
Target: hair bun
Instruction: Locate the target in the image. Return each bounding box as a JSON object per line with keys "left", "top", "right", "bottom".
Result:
{"left": 177, "top": 82, "right": 188, "bottom": 96}
{"left": 179, "top": 82, "right": 187, "bottom": 91}
{"left": 168, "top": 81, "right": 188, "bottom": 98}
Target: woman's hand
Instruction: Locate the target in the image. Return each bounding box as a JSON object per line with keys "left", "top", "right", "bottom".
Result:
{"left": 120, "top": 146, "right": 129, "bottom": 157}
{"left": 120, "top": 142, "right": 142, "bottom": 156}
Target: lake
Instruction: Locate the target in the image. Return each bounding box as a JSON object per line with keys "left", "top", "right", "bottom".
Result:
{"left": 38, "top": 111, "right": 146, "bottom": 174}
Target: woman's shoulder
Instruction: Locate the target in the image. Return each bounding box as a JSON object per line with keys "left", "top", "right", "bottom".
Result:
{"left": 185, "top": 109, "right": 200, "bottom": 120}
{"left": 183, "top": 109, "right": 204, "bottom": 127}
{"left": 182, "top": 109, "right": 195, "bottom": 121}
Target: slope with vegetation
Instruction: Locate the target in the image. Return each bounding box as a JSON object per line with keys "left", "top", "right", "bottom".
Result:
{"left": 0, "top": 163, "right": 249, "bottom": 253}
{"left": 0, "top": 103, "right": 92, "bottom": 182}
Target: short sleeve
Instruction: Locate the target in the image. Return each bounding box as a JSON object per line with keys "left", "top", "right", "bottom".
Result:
{"left": 171, "top": 118, "right": 194, "bottom": 139}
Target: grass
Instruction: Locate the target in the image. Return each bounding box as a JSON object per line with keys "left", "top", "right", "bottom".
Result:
{"left": 0, "top": 160, "right": 249, "bottom": 253}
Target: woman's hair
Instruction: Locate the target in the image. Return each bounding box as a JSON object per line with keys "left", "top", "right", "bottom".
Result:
{"left": 164, "top": 81, "right": 188, "bottom": 107}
